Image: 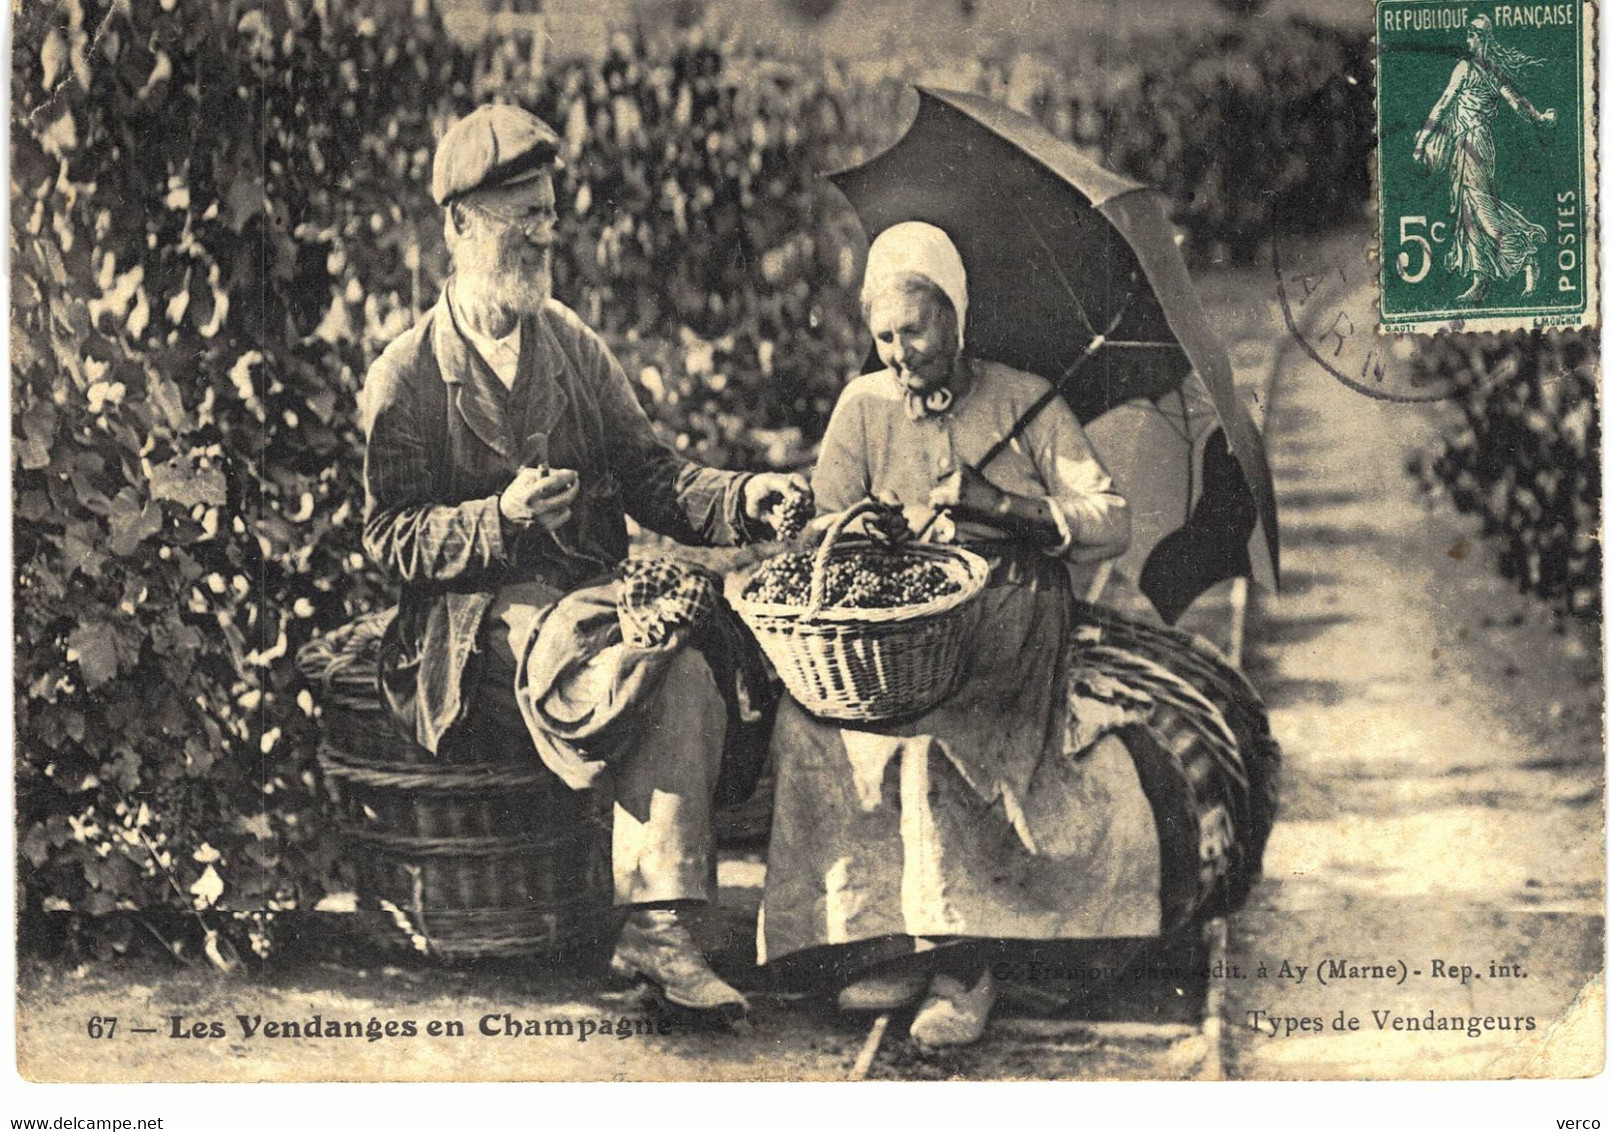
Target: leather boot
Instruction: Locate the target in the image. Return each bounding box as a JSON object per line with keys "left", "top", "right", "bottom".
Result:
{"left": 609, "top": 906, "right": 748, "bottom": 1018}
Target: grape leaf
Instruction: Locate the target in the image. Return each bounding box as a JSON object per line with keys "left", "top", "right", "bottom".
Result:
{"left": 66, "top": 622, "right": 119, "bottom": 689}
{"left": 108, "top": 491, "right": 164, "bottom": 556}
{"left": 150, "top": 454, "right": 227, "bottom": 508}
{"left": 21, "top": 823, "right": 50, "bottom": 868}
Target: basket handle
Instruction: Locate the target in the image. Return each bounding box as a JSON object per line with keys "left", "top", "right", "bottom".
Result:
{"left": 808, "top": 499, "right": 885, "bottom": 614}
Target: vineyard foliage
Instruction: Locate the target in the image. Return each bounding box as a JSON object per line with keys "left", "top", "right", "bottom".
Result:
{"left": 13, "top": 0, "right": 416, "bottom": 960}
{"left": 1409, "top": 332, "right": 1601, "bottom": 620}
{"left": 13, "top": 0, "right": 1373, "bottom": 959}
{"left": 1015, "top": 16, "right": 1373, "bottom": 263}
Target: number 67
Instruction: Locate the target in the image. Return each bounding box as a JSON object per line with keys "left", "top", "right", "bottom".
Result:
{"left": 1395, "top": 216, "right": 1446, "bottom": 283}
{"left": 87, "top": 1015, "right": 117, "bottom": 1039}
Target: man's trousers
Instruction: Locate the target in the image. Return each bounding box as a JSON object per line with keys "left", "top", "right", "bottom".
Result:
{"left": 478, "top": 581, "right": 725, "bottom": 906}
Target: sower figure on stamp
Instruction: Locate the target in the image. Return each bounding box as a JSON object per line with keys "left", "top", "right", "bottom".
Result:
{"left": 1413, "top": 13, "right": 1557, "bottom": 303}
{"left": 360, "top": 105, "right": 807, "bottom": 1019}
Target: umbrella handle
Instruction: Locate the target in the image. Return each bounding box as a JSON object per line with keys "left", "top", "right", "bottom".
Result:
{"left": 912, "top": 329, "right": 1113, "bottom": 545}
{"left": 912, "top": 506, "right": 948, "bottom": 543}
{"left": 975, "top": 328, "right": 1113, "bottom": 476}
{"left": 913, "top": 306, "right": 1125, "bottom": 544}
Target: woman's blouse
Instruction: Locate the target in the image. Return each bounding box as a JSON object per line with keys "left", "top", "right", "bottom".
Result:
{"left": 812, "top": 360, "right": 1129, "bottom": 563}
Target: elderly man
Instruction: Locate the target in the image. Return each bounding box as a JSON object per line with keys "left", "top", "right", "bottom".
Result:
{"left": 361, "top": 104, "right": 804, "bottom": 1018}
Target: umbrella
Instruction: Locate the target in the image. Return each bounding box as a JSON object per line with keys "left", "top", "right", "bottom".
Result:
{"left": 828, "top": 86, "right": 1279, "bottom": 623}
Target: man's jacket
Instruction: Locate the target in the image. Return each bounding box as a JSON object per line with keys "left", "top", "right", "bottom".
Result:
{"left": 361, "top": 288, "right": 753, "bottom": 754}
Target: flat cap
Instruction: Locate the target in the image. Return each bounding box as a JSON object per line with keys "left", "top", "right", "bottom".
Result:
{"left": 431, "top": 104, "right": 561, "bottom": 207}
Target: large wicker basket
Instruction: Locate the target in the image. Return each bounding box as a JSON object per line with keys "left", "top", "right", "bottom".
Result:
{"left": 733, "top": 501, "right": 989, "bottom": 722}
{"left": 298, "top": 612, "right": 612, "bottom": 963}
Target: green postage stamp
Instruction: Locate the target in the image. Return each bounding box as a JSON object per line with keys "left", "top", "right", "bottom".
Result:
{"left": 1376, "top": 0, "right": 1599, "bottom": 333}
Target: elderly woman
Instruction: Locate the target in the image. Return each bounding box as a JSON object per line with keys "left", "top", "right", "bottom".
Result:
{"left": 757, "top": 222, "right": 1274, "bottom": 1050}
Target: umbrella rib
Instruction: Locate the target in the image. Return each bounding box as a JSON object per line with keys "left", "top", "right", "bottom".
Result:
{"left": 1012, "top": 198, "right": 1099, "bottom": 340}
{"left": 1150, "top": 389, "right": 1197, "bottom": 445}
{"left": 1131, "top": 398, "right": 1195, "bottom": 446}
{"left": 986, "top": 301, "right": 1129, "bottom": 467}
{"left": 1178, "top": 387, "right": 1196, "bottom": 514}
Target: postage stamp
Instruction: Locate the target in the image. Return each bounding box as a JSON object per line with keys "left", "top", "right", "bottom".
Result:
{"left": 1376, "top": 0, "right": 1599, "bottom": 333}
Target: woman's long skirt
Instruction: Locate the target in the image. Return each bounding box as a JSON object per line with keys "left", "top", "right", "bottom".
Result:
{"left": 1445, "top": 116, "right": 1547, "bottom": 282}
{"left": 757, "top": 553, "right": 1279, "bottom": 973}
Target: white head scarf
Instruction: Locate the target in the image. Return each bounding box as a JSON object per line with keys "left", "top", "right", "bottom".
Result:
{"left": 861, "top": 221, "right": 969, "bottom": 354}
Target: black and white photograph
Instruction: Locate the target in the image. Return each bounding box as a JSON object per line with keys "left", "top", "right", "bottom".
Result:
{"left": 7, "top": 0, "right": 1605, "bottom": 1107}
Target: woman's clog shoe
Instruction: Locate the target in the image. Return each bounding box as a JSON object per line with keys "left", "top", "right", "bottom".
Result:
{"left": 909, "top": 968, "right": 996, "bottom": 1051}
{"left": 836, "top": 967, "right": 930, "bottom": 1012}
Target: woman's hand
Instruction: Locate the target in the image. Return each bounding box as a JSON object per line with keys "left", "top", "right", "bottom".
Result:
{"left": 794, "top": 512, "right": 837, "bottom": 548}
{"left": 795, "top": 497, "right": 909, "bottom": 548}
{"left": 932, "top": 467, "right": 1068, "bottom": 550}
{"left": 929, "top": 464, "right": 1005, "bottom": 522}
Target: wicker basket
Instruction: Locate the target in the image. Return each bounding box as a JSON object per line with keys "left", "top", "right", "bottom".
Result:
{"left": 298, "top": 613, "right": 612, "bottom": 963}
{"left": 732, "top": 501, "right": 989, "bottom": 722}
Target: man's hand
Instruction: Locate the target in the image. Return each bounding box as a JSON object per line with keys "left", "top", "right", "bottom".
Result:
{"left": 500, "top": 465, "right": 580, "bottom": 531}
{"left": 742, "top": 472, "right": 812, "bottom": 535}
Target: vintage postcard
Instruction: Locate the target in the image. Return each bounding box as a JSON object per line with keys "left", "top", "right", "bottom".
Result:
{"left": 8, "top": 0, "right": 1605, "bottom": 1103}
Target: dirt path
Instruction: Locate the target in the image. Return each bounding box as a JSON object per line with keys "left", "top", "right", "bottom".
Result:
{"left": 1221, "top": 234, "right": 1604, "bottom": 1080}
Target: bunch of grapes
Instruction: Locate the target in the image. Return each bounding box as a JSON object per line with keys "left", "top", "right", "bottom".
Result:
{"left": 744, "top": 550, "right": 962, "bottom": 609}
{"left": 771, "top": 493, "right": 814, "bottom": 542}
{"left": 147, "top": 772, "right": 196, "bottom": 837}
{"left": 744, "top": 551, "right": 814, "bottom": 605}
{"left": 864, "top": 504, "right": 912, "bottom": 546}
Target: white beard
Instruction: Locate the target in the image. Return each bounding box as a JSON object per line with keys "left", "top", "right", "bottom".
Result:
{"left": 458, "top": 264, "right": 550, "bottom": 323}
{"left": 452, "top": 231, "right": 553, "bottom": 329}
